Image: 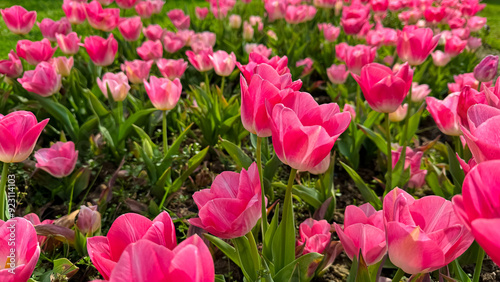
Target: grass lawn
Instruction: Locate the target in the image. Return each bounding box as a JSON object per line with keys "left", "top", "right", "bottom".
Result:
{"left": 480, "top": 0, "right": 500, "bottom": 50}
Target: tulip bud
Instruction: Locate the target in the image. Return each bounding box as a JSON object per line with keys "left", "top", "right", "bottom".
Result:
{"left": 51, "top": 56, "right": 74, "bottom": 77}
{"left": 388, "top": 104, "right": 408, "bottom": 122}
{"left": 229, "top": 14, "right": 242, "bottom": 29}
{"left": 474, "top": 55, "right": 499, "bottom": 82}
{"left": 77, "top": 205, "right": 101, "bottom": 235}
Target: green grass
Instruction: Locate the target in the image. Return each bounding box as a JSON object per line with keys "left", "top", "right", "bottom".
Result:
{"left": 481, "top": 0, "right": 500, "bottom": 50}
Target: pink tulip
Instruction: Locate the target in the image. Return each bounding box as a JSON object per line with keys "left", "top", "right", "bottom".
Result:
{"left": 445, "top": 35, "right": 467, "bottom": 57}
{"left": 228, "top": 14, "right": 241, "bottom": 29}
{"left": 244, "top": 44, "right": 272, "bottom": 58}
{"left": 456, "top": 154, "right": 477, "bottom": 177}
{"left": 389, "top": 104, "right": 408, "bottom": 122}
{"left": 384, "top": 188, "right": 473, "bottom": 274}
{"left": 296, "top": 58, "right": 314, "bottom": 77}
{"left": 150, "top": 0, "right": 164, "bottom": 14}
{"left": 461, "top": 104, "right": 500, "bottom": 162}
{"left": 209, "top": 51, "right": 236, "bottom": 77}
{"left": 18, "top": 62, "right": 62, "bottom": 97}
{"left": 352, "top": 62, "right": 412, "bottom": 113}
{"left": 452, "top": 28, "right": 470, "bottom": 41}
{"left": 118, "top": 16, "right": 142, "bottom": 42}
{"left": 195, "top": 7, "right": 209, "bottom": 20}
{"left": 74, "top": 206, "right": 101, "bottom": 236}
{"left": 474, "top": 55, "right": 499, "bottom": 83}
{"left": 135, "top": 1, "right": 154, "bottom": 19}
{"left": 341, "top": 2, "right": 370, "bottom": 35}
{"left": 0, "top": 5, "right": 37, "bottom": 35}
{"left": 336, "top": 44, "right": 377, "bottom": 75}
{"left": 83, "top": 34, "right": 118, "bottom": 67}
{"left": 97, "top": 0, "right": 114, "bottom": 5}
{"left": 62, "top": 0, "right": 86, "bottom": 24}
{"left": 391, "top": 146, "right": 427, "bottom": 188}
{"left": 242, "top": 21, "right": 254, "bottom": 41}
{"left": 318, "top": 23, "right": 340, "bottom": 42}
{"left": 452, "top": 160, "right": 500, "bottom": 266}
{"left": 51, "top": 56, "right": 74, "bottom": 77}
{"left": 0, "top": 217, "right": 41, "bottom": 282}
{"left": 97, "top": 72, "right": 130, "bottom": 102}
{"left": 186, "top": 49, "right": 213, "bottom": 72}
{"left": 398, "top": 9, "right": 422, "bottom": 25}
{"left": 56, "top": 32, "right": 81, "bottom": 55}
{"left": 431, "top": 51, "right": 451, "bottom": 67}
{"left": 87, "top": 212, "right": 177, "bottom": 280}
{"left": 423, "top": 6, "right": 446, "bottom": 24}
{"left": 411, "top": 82, "right": 431, "bottom": 102}
{"left": 189, "top": 162, "right": 262, "bottom": 239}
{"left": 238, "top": 53, "right": 292, "bottom": 84}
{"left": 35, "top": 141, "right": 78, "bottom": 178}
{"left": 176, "top": 30, "right": 195, "bottom": 46}
{"left": 484, "top": 78, "right": 500, "bottom": 109}
{"left": 144, "top": 76, "right": 182, "bottom": 111}
{"left": 468, "top": 16, "right": 486, "bottom": 32}
{"left": 115, "top": 0, "right": 139, "bottom": 9}
{"left": 343, "top": 104, "right": 356, "bottom": 120}
{"left": 0, "top": 50, "right": 23, "bottom": 78}
{"left": 156, "top": 59, "right": 188, "bottom": 80}
{"left": 269, "top": 91, "right": 351, "bottom": 174}
{"left": 191, "top": 31, "right": 216, "bottom": 48}
{"left": 23, "top": 213, "right": 54, "bottom": 249}
{"left": 334, "top": 203, "right": 386, "bottom": 266}
{"left": 461, "top": 0, "right": 485, "bottom": 17}
{"left": 314, "top": 0, "right": 336, "bottom": 9}
{"left": 298, "top": 218, "right": 331, "bottom": 254}
{"left": 457, "top": 86, "right": 486, "bottom": 126}
{"left": 137, "top": 40, "right": 163, "bottom": 61}
{"left": 397, "top": 26, "right": 440, "bottom": 66}
{"left": 85, "top": 1, "right": 120, "bottom": 32}
{"left": 327, "top": 64, "right": 348, "bottom": 85}
{"left": 467, "top": 37, "right": 482, "bottom": 52}
{"left": 16, "top": 39, "right": 57, "bottom": 66}
{"left": 121, "top": 60, "right": 153, "bottom": 84}
{"left": 265, "top": 0, "right": 286, "bottom": 22}
{"left": 143, "top": 24, "right": 164, "bottom": 41}
{"left": 38, "top": 17, "right": 71, "bottom": 42}
{"left": 448, "top": 73, "right": 479, "bottom": 93}
{"left": 162, "top": 31, "right": 186, "bottom": 53}
{"left": 371, "top": 0, "right": 388, "bottom": 12}
{"left": 0, "top": 111, "right": 49, "bottom": 163}
{"left": 448, "top": 17, "right": 466, "bottom": 29}
{"left": 167, "top": 9, "right": 190, "bottom": 30}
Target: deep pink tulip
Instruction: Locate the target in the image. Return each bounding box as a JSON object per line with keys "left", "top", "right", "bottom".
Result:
{"left": 457, "top": 86, "right": 486, "bottom": 126}
{"left": 461, "top": 104, "right": 500, "bottom": 162}
{"left": 16, "top": 39, "right": 57, "bottom": 66}
{"left": 85, "top": 1, "right": 120, "bottom": 32}
{"left": 51, "top": 56, "right": 74, "bottom": 77}
{"left": 456, "top": 154, "right": 477, "bottom": 177}
{"left": 452, "top": 160, "right": 500, "bottom": 266}
{"left": 115, "top": 0, "right": 140, "bottom": 9}
{"left": 0, "top": 50, "right": 23, "bottom": 78}
{"left": 186, "top": 49, "right": 213, "bottom": 72}
{"left": 189, "top": 163, "right": 262, "bottom": 239}
{"left": 38, "top": 17, "right": 71, "bottom": 42}
{"left": 0, "top": 111, "right": 49, "bottom": 163}
{"left": 195, "top": 7, "right": 209, "bottom": 20}
{"left": 156, "top": 59, "right": 188, "bottom": 80}
{"left": 135, "top": 1, "right": 154, "bottom": 19}
{"left": 474, "top": 55, "right": 499, "bottom": 83}
{"left": 143, "top": 24, "right": 164, "bottom": 41}
{"left": 265, "top": 0, "right": 286, "bottom": 22}
{"left": 18, "top": 62, "right": 62, "bottom": 97}
{"left": 327, "top": 64, "right": 348, "bottom": 85}
{"left": 461, "top": 0, "right": 485, "bottom": 17}
{"left": 62, "top": 0, "right": 86, "bottom": 24}
{"left": 97, "top": 72, "right": 130, "bottom": 102}
{"left": 451, "top": 28, "right": 470, "bottom": 40}
{"left": 176, "top": 30, "right": 194, "bottom": 47}
{"left": 269, "top": 91, "right": 351, "bottom": 174}
{"left": 384, "top": 188, "right": 473, "bottom": 274}
{"left": 298, "top": 218, "right": 331, "bottom": 254}
{"left": 411, "top": 82, "right": 431, "bottom": 102}
{"left": 426, "top": 93, "right": 461, "bottom": 136}
{"left": 391, "top": 146, "right": 427, "bottom": 188}
{"left": 448, "top": 73, "right": 480, "bottom": 93}
{"left": 210, "top": 51, "right": 236, "bottom": 77}
{"left": 244, "top": 44, "right": 272, "bottom": 58}
{"left": 144, "top": 76, "right": 182, "bottom": 111}
{"left": 334, "top": 203, "right": 386, "bottom": 265}
{"left": 296, "top": 58, "right": 314, "bottom": 77}
{"left": 285, "top": 5, "right": 312, "bottom": 24}
{"left": 137, "top": 40, "right": 163, "bottom": 61}
{"left": 118, "top": 16, "right": 142, "bottom": 42}
{"left": 0, "top": 217, "right": 41, "bottom": 282}
{"left": 151, "top": 0, "right": 164, "bottom": 14}
{"left": 162, "top": 31, "right": 186, "bottom": 53}
{"left": 0, "top": 5, "right": 36, "bottom": 35}
{"left": 35, "top": 141, "right": 78, "bottom": 178}
{"left": 448, "top": 17, "right": 466, "bottom": 29}
{"left": 336, "top": 44, "right": 377, "bottom": 75}
{"left": 431, "top": 51, "right": 451, "bottom": 67}
{"left": 352, "top": 62, "right": 412, "bottom": 113}
{"left": 167, "top": 9, "right": 190, "bottom": 30}
{"left": 87, "top": 212, "right": 177, "bottom": 280}
{"left": 341, "top": 2, "right": 370, "bottom": 35}
{"left": 445, "top": 35, "right": 467, "bottom": 57}
{"left": 423, "top": 6, "right": 446, "bottom": 24}
{"left": 83, "top": 34, "right": 118, "bottom": 67}
{"left": 468, "top": 16, "right": 486, "bottom": 32}
{"left": 56, "top": 32, "right": 81, "bottom": 55}
{"left": 238, "top": 53, "right": 291, "bottom": 83}
{"left": 397, "top": 26, "right": 440, "bottom": 66}
{"left": 121, "top": 60, "right": 153, "bottom": 84}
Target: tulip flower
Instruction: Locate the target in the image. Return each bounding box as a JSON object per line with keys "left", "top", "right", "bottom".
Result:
{"left": 115, "top": 0, "right": 140, "bottom": 9}
{"left": 448, "top": 73, "right": 480, "bottom": 93}
{"left": 186, "top": 49, "right": 213, "bottom": 72}
{"left": 484, "top": 78, "right": 500, "bottom": 109}
{"left": 423, "top": 6, "right": 446, "bottom": 24}
{"left": 461, "top": 104, "right": 500, "bottom": 163}
{"left": 334, "top": 203, "right": 386, "bottom": 266}
{"left": 191, "top": 31, "right": 216, "bottom": 48}
{"left": 0, "top": 217, "right": 41, "bottom": 281}
{"left": 144, "top": 76, "right": 182, "bottom": 111}
{"left": 85, "top": 1, "right": 120, "bottom": 32}
{"left": 352, "top": 62, "right": 412, "bottom": 113}
{"left": 397, "top": 26, "right": 440, "bottom": 66}
{"left": 51, "top": 56, "right": 74, "bottom": 77}
{"left": 23, "top": 213, "right": 55, "bottom": 249}
{"left": 327, "top": 64, "right": 348, "bottom": 85}
{"left": 143, "top": 25, "right": 164, "bottom": 41}
{"left": 121, "top": 60, "right": 153, "bottom": 84}
{"left": 16, "top": 39, "right": 57, "bottom": 66}
{"left": 156, "top": 59, "right": 188, "bottom": 80}
{"left": 118, "top": 16, "right": 143, "bottom": 42}
{"left": 343, "top": 104, "right": 356, "bottom": 120}
{"left": 0, "top": 50, "right": 23, "bottom": 78}
{"left": 431, "top": 51, "right": 451, "bottom": 67}
{"left": 389, "top": 104, "right": 408, "bottom": 122}
{"left": 150, "top": 0, "right": 164, "bottom": 14}
{"left": 229, "top": 14, "right": 242, "bottom": 29}
{"left": 35, "top": 141, "right": 78, "bottom": 178}
{"left": 265, "top": 0, "right": 286, "bottom": 22}
{"left": 176, "top": 30, "right": 194, "bottom": 46}
{"left": 269, "top": 91, "right": 351, "bottom": 174}
{"left": 474, "top": 55, "right": 499, "bottom": 83}
{"left": 0, "top": 5, "right": 37, "bottom": 35}
{"left": 97, "top": 72, "right": 130, "bottom": 102}
{"left": 384, "top": 188, "right": 473, "bottom": 274}
{"left": 467, "top": 37, "right": 482, "bottom": 52}
{"left": 97, "top": 0, "right": 114, "bottom": 5}
{"left": 162, "top": 31, "right": 186, "bottom": 53}
{"left": 62, "top": 0, "right": 86, "bottom": 24}
{"left": 391, "top": 146, "right": 427, "bottom": 188}
{"left": 452, "top": 160, "right": 500, "bottom": 266}
{"left": 445, "top": 35, "right": 467, "bottom": 57}
{"left": 209, "top": 51, "right": 236, "bottom": 77}
{"left": 426, "top": 93, "right": 462, "bottom": 136}
{"left": 238, "top": 53, "right": 291, "bottom": 83}
{"left": 38, "top": 17, "right": 71, "bottom": 42}
{"left": 56, "top": 32, "right": 81, "bottom": 55}
{"left": 244, "top": 44, "right": 272, "bottom": 58}
{"left": 195, "top": 7, "right": 209, "bottom": 20}
{"left": 137, "top": 40, "right": 163, "bottom": 61}
{"left": 167, "top": 9, "right": 190, "bottom": 30}
{"left": 18, "top": 62, "right": 62, "bottom": 97}
{"left": 77, "top": 205, "right": 101, "bottom": 235}
{"left": 318, "top": 23, "right": 340, "bottom": 42}
{"left": 189, "top": 162, "right": 262, "bottom": 239}
{"left": 340, "top": 2, "right": 370, "bottom": 35}
{"left": 336, "top": 44, "right": 377, "bottom": 75}
{"left": 297, "top": 218, "right": 332, "bottom": 254}
{"left": 83, "top": 34, "right": 118, "bottom": 67}
{"left": 135, "top": 1, "right": 154, "bottom": 19}
{"left": 87, "top": 212, "right": 177, "bottom": 280}
{"left": 468, "top": 16, "right": 487, "bottom": 32}
{"left": 242, "top": 21, "right": 254, "bottom": 41}
{"left": 411, "top": 82, "right": 431, "bottom": 103}
{"left": 457, "top": 86, "right": 486, "bottom": 126}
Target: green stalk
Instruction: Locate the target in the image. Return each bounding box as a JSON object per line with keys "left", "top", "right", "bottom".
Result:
{"left": 355, "top": 84, "right": 362, "bottom": 119}
{"left": 204, "top": 72, "right": 211, "bottom": 96}
{"left": 221, "top": 76, "right": 226, "bottom": 96}
{"left": 282, "top": 168, "right": 298, "bottom": 235}
{"left": 392, "top": 268, "right": 405, "bottom": 282}
{"left": 256, "top": 137, "right": 267, "bottom": 238}
{"left": 117, "top": 101, "right": 123, "bottom": 125}
{"left": 0, "top": 162, "right": 9, "bottom": 221}
{"left": 67, "top": 178, "right": 75, "bottom": 215}
{"left": 163, "top": 110, "right": 168, "bottom": 157}
{"left": 385, "top": 113, "right": 392, "bottom": 193}
{"left": 473, "top": 247, "right": 485, "bottom": 282}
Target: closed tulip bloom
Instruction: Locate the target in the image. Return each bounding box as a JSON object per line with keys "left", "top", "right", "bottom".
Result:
{"left": 186, "top": 49, "right": 213, "bottom": 72}
{"left": 445, "top": 35, "right": 467, "bottom": 57}
{"left": 352, "top": 62, "right": 412, "bottom": 113}
{"left": 38, "top": 17, "right": 71, "bottom": 42}
{"left": 121, "top": 60, "right": 153, "bottom": 84}
{"left": 167, "top": 9, "right": 190, "bottom": 30}
{"left": 423, "top": 6, "right": 446, "bottom": 24}
{"left": 0, "top": 111, "right": 49, "bottom": 163}
{"left": 115, "top": 0, "right": 140, "bottom": 9}
{"left": 318, "top": 23, "right": 340, "bottom": 42}
{"left": 457, "top": 86, "right": 486, "bottom": 127}
{"left": 327, "top": 64, "right": 349, "bottom": 84}
{"left": 35, "top": 141, "right": 78, "bottom": 178}
{"left": 87, "top": 212, "right": 177, "bottom": 280}
{"left": 384, "top": 188, "right": 473, "bottom": 274}
{"left": 426, "top": 93, "right": 461, "bottom": 136}
{"left": 195, "top": 7, "right": 209, "bottom": 20}
{"left": 0, "top": 5, "right": 37, "bottom": 35}
{"left": 0, "top": 50, "right": 23, "bottom": 78}
{"left": 467, "top": 37, "right": 482, "bottom": 52}
{"left": 389, "top": 104, "right": 408, "bottom": 122}
{"left": 144, "top": 76, "right": 182, "bottom": 111}
{"left": 135, "top": 1, "right": 154, "bottom": 19}
{"left": 97, "top": 72, "right": 130, "bottom": 102}
{"left": 411, "top": 82, "right": 431, "bottom": 102}
{"left": 242, "top": 21, "right": 254, "bottom": 41}
{"left": 269, "top": 91, "right": 351, "bottom": 174}
{"left": 452, "top": 160, "right": 500, "bottom": 266}
{"left": 143, "top": 25, "right": 163, "bottom": 41}
{"left": 77, "top": 205, "right": 101, "bottom": 235}
{"left": 118, "top": 16, "right": 143, "bottom": 42}
{"left": 62, "top": 0, "right": 86, "bottom": 24}
{"left": 468, "top": 16, "right": 487, "bottom": 32}
{"left": 334, "top": 203, "right": 386, "bottom": 266}
{"left": 228, "top": 14, "right": 241, "bottom": 29}
{"left": 18, "top": 62, "right": 62, "bottom": 97}
{"left": 338, "top": 44, "right": 377, "bottom": 75}
{"left": 83, "top": 34, "right": 118, "bottom": 67}
{"left": 265, "top": 0, "right": 286, "bottom": 22}
{"left": 56, "top": 32, "right": 81, "bottom": 55}
{"left": 0, "top": 217, "right": 41, "bottom": 282}
{"left": 150, "top": 0, "right": 164, "bottom": 14}
{"left": 431, "top": 50, "right": 451, "bottom": 67}
{"left": 474, "top": 55, "right": 499, "bottom": 83}
{"left": 156, "top": 58, "right": 188, "bottom": 80}
{"left": 391, "top": 146, "right": 427, "bottom": 188}
{"left": 51, "top": 56, "right": 74, "bottom": 77}
{"left": 16, "top": 39, "right": 57, "bottom": 66}
{"left": 189, "top": 163, "right": 262, "bottom": 239}
{"left": 297, "top": 218, "right": 332, "bottom": 254}
{"left": 137, "top": 40, "right": 163, "bottom": 61}
{"left": 461, "top": 104, "right": 500, "bottom": 162}
{"left": 162, "top": 31, "right": 186, "bottom": 53}
{"left": 397, "top": 26, "right": 440, "bottom": 66}
{"left": 85, "top": 1, "right": 120, "bottom": 32}
{"left": 341, "top": 2, "right": 370, "bottom": 35}
{"left": 209, "top": 51, "right": 236, "bottom": 77}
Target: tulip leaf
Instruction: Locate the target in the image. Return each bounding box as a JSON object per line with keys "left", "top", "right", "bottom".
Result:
{"left": 446, "top": 143, "right": 465, "bottom": 194}
{"left": 118, "top": 108, "right": 158, "bottom": 142}
{"left": 53, "top": 258, "right": 79, "bottom": 278}
{"left": 357, "top": 124, "right": 388, "bottom": 156}
{"left": 340, "top": 162, "right": 382, "bottom": 210}
{"left": 204, "top": 234, "right": 241, "bottom": 268}
{"left": 82, "top": 89, "right": 110, "bottom": 118}
{"left": 264, "top": 203, "right": 280, "bottom": 263}
{"left": 273, "top": 252, "right": 323, "bottom": 282}
{"left": 293, "top": 185, "right": 322, "bottom": 209}
{"left": 164, "top": 123, "right": 193, "bottom": 162}
{"left": 449, "top": 260, "right": 472, "bottom": 282}
{"left": 134, "top": 142, "right": 157, "bottom": 183}
{"left": 233, "top": 235, "right": 261, "bottom": 282}
{"left": 272, "top": 195, "right": 296, "bottom": 274}
{"left": 220, "top": 138, "right": 253, "bottom": 169}
{"left": 79, "top": 117, "right": 99, "bottom": 141}
{"left": 215, "top": 275, "right": 226, "bottom": 282}
{"left": 132, "top": 125, "right": 156, "bottom": 149}
{"left": 169, "top": 146, "right": 209, "bottom": 193}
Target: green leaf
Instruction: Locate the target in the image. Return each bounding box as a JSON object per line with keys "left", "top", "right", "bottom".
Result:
{"left": 273, "top": 253, "right": 323, "bottom": 282}
{"left": 446, "top": 143, "right": 465, "bottom": 193}
{"left": 134, "top": 142, "right": 157, "bottom": 183}
{"left": 118, "top": 108, "right": 157, "bottom": 142}
{"left": 449, "top": 260, "right": 472, "bottom": 282}
{"left": 53, "top": 258, "right": 79, "bottom": 278}
{"left": 264, "top": 203, "right": 280, "bottom": 262}
{"left": 272, "top": 183, "right": 322, "bottom": 209}
{"left": 215, "top": 275, "right": 226, "bottom": 282}
{"left": 340, "top": 161, "right": 382, "bottom": 210}
{"left": 68, "top": 167, "right": 91, "bottom": 199}
{"left": 133, "top": 124, "right": 156, "bottom": 149}
{"left": 358, "top": 124, "right": 388, "bottom": 155}
{"left": 220, "top": 138, "right": 253, "bottom": 169}
{"left": 79, "top": 117, "right": 98, "bottom": 140}
{"left": 272, "top": 196, "right": 296, "bottom": 273}
{"left": 82, "top": 89, "right": 110, "bottom": 118}
{"left": 204, "top": 234, "right": 241, "bottom": 268}
{"left": 169, "top": 147, "right": 209, "bottom": 193}
{"left": 233, "top": 235, "right": 260, "bottom": 282}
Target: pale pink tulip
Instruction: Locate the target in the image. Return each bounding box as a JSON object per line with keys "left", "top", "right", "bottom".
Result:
{"left": 144, "top": 76, "right": 182, "bottom": 111}
{"left": 38, "top": 17, "right": 71, "bottom": 42}
{"left": 51, "top": 56, "right": 74, "bottom": 77}
{"left": 167, "top": 9, "right": 190, "bottom": 30}
{"left": 56, "top": 32, "right": 81, "bottom": 55}
{"left": 121, "top": 60, "right": 153, "bottom": 84}
{"left": 135, "top": 1, "right": 154, "bottom": 19}
{"left": 411, "top": 82, "right": 431, "bottom": 102}
{"left": 156, "top": 59, "right": 188, "bottom": 80}
{"left": 431, "top": 51, "right": 451, "bottom": 67}
{"left": 461, "top": 104, "right": 500, "bottom": 162}
{"left": 186, "top": 49, "right": 213, "bottom": 72}
{"left": 77, "top": 205, "right": 101, "bottom": 235}
{"left": 97, "top": 72, "right": 130, "bottom": 102}
{"left": 389, "top": 104, "right": 408, "bottom": 122}
{"left": 195, "top": 7, "right": 209, "bottom": 20}
{"left": 162, "top": 31, "right": 186, "bottom": 53}
{"left": 327, "top": 64, "right": 348, "bottom": 85}
{"left": 62, "top": 0, "right": 86, "bottom": 24}
{"left": 210, "top": 51, "right": 236, "bottom": 77}
{"left": 143, "top": 24, "right": 164, "bottom": 41}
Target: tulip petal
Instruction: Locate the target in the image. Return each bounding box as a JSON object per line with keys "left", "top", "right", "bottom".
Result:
{"left": 87, "top": 236, "right": 115, "bottom": 280}
{"left": 107, "top": 213, "right": 153, "bottom": 261}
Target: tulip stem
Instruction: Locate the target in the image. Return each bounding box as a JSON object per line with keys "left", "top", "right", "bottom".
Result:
{"left": 205, "top": 72, "right": 211, "bottom": 96}
{"left": 473, "top": 247, "right": 485, "bottom": 282}
{"left": 0, "top": 162, "right": 9, "bottom": 221}
{"left": 256, "top": 137, "right": 268, "bottom": 239}
{"left": 68, "top": 180, "right": 75, "bottom": 215}
{"left": 392, "top": 268, "right": 405, "bottom": 281}
{"left": 385, "top": 113, "right": 392, "bottom": 193}
{"left": 355, "top": 84, "right": 362, "bottom": 119}
{"left": 282, "top": 168, "right": 297, "bottom": 233}
{"left": 117, "top": 101, "right": 123, "bottom": 125}
{"left": 221, "top": 76, "right": 225, "bottom": 96}
{"left": 163, "top": 110, "right": 168, "bottom": 157}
